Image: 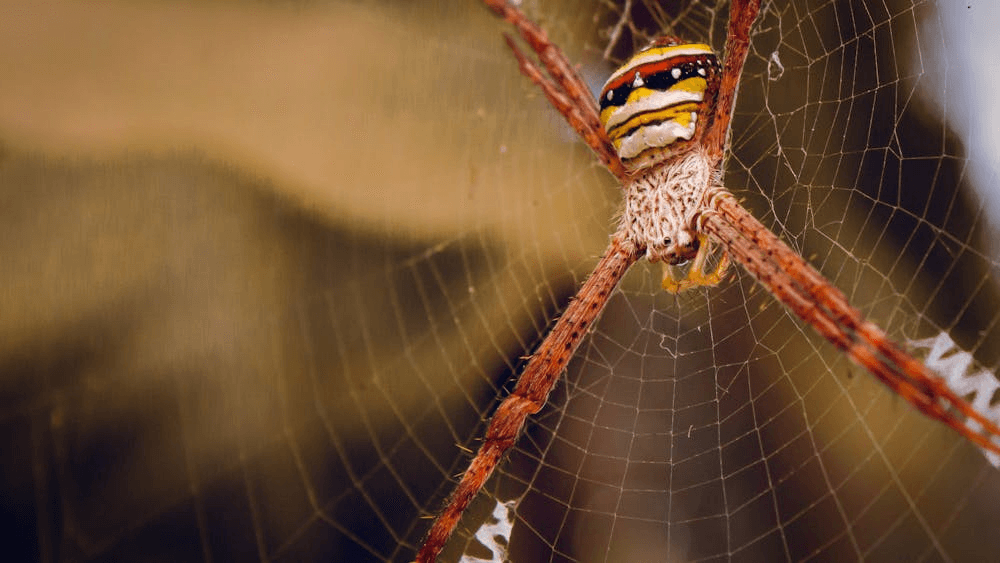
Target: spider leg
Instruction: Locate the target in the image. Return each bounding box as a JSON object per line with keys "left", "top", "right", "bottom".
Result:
{"left": 502, "top": 35, "right": 627, "bottom": 180}
{"left": 692, "top": 0, "right": 1000, "bottom": 452}
{"left": 700, "top": 190, "right": 1000, "bottom": 455}
{"left": 485, "top": 0, "right": 627, "bottom": 180}
{"left": 702, "top": 0, "right": 761, "bottom": 164}
{"left": 661, "top": 235, "right": 731, "bottom": 293}
{"left": 483, "top": 0, "right": 601, "bottom": 130}
{"left": 417, "top": 236, "right": 642, "bottom": 562}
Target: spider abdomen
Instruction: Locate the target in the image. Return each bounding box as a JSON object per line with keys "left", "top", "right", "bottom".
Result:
{"left": 599, "top": 37, "right": 720, "bottom": 172}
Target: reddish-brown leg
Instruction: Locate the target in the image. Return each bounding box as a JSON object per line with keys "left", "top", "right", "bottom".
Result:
{"left": 689, "top": 0, "right": 1000, "bottom": 452}
{"left": 484, "top": 0, "right": 627, "bottom": 180}
{"left": 416, "top": 236, "right": 641, "bottom": 562}
{"left": 703, "top": 0, "right": 761, "bottom": 164}
{"left": 699, "top": 191, "right": 1000, "bottom": 454}
{"left": 502, "top": 35, "right": 627, "bottom": 180}
{"left": 482, "top": 0, "right": 604, "bottom": 133}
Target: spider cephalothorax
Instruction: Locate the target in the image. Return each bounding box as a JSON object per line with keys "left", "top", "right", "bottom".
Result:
{"left": 600, "top": 38, "right": 724, "bottom": 273}
{"left": 621, "top": 149, "right": 713, "bottom": 265}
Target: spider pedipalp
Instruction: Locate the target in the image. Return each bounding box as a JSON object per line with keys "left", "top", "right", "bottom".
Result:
{"left": 661, "top": 234, "right": 732, "bottom": 293}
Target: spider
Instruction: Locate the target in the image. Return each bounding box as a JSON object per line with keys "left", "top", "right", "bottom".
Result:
{"left": 416, "top": 1, "right": 1000, "bottom": 560}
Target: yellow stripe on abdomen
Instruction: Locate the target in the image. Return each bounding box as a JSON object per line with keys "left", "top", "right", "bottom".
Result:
{"left": 598, "top": 37, "right": 720, "bottom": 172}
{"left": 607, "top": 102, "right": 702, "bottom": 144}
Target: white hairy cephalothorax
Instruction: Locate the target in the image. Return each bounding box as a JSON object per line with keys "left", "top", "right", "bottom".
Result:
{"left": 621, "top": 148, "right": 714, "bottom": 264}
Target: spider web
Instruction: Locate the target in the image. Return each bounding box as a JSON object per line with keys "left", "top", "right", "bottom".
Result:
{"left": 2, "top": 0, "right": 1000, "bottom": 562}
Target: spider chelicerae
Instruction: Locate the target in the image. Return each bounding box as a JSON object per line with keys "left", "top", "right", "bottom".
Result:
{"left": 416, "top": 1, "right": 1000, "bottom": 560}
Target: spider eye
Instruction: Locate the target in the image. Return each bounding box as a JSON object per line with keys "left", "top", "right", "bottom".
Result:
{"left": 598, "top": 39, "right": 719, "bottom": 172}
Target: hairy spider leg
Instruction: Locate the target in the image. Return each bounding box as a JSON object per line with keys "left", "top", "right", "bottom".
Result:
{"left": 703, "top": 0, "right": 761, "bottom": 163}
{"left": 415, "top": 237, "right": 641, "bottom": 563}
{"left": 486, "top": 0, "right": 627, "bottom": 180}
{"left": 482, "top": 0, "right": 602, "bottom": 134}
{"left": 700, "top": 190, "right": 1000, "bottom": 454}
{"left": 501, "top": 35, "right": 626, "bottom": 179}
